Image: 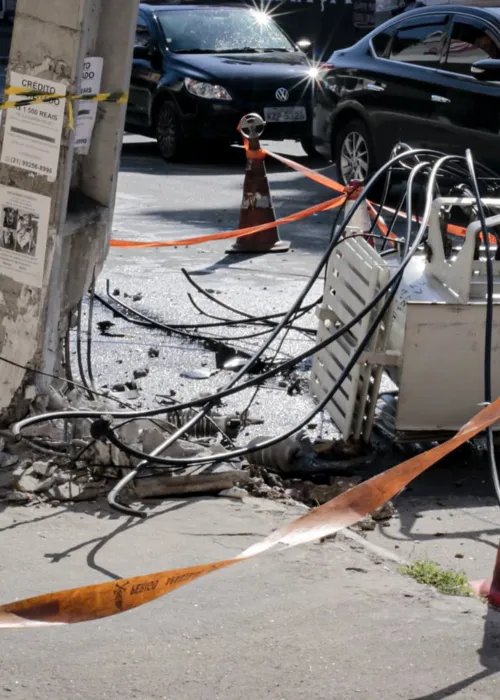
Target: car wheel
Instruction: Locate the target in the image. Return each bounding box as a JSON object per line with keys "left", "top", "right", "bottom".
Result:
{"left": 334, "top": 119, "right": 375, "bottom": 187}
{"left": 155, "top": 100, "right": 185, "bottom": 162}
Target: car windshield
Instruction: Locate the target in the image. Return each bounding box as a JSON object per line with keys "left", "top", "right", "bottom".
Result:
{"left": 157, "top": 8, "right": 296, "bottom": 54}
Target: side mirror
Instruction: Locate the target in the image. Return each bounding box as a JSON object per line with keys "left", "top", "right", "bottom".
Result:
{"left": 133, "top": 45, "right": 150, "bottom": 60}
{"left": 471, "top": 58, "right": 500, "bottom": 81}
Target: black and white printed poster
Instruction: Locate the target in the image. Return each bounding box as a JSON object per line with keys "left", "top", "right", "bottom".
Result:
{"left": 0, "top": 71, "right": 66, "bottom": 182}
{"left": 0, "top": 186, "right": 50, "bottom": 287}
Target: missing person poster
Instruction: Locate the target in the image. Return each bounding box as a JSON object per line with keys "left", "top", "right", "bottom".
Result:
{"left": 0, "top": 186, "right": 50, "bottom": 287}
{"left": 0, "top": 72, "right": 67, "bottom": 182}
{"left": 75, "top": 57, "right": 104, "bottom": 154}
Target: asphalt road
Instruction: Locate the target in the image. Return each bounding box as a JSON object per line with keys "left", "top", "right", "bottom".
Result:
{"left": 1, "top": 136, "right": 500, "bottom": 699}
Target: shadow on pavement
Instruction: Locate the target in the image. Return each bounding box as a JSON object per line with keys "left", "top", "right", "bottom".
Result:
{"left": 409, "top": 606, "right": 500, "bottom": 699}
{"left": 136, "top": 207, "right": 331, "bottom": 255}
{"left": 354, "top": 442, "right": 500, "bottom": 564}
{"left": 42, "top": 498, "right": 208, "bottom": 581}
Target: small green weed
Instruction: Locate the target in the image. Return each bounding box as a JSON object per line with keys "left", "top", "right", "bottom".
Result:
{"left": 400, "top": 558, "right": 473, "bottom": 597}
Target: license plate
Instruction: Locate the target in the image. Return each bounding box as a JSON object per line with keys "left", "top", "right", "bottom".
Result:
{"left": 263, "top": 106, "right": 307, "bottom": 123}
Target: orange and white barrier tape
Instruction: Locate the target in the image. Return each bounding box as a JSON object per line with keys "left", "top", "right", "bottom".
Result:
{"left": 2, "top": 396, "right": 500, "bottom": 629}
{"left": 110, "top": 193, "right": 346, "bottom": 249}
{"left": 111, "top": 147, "right": 491, "bottom": 250}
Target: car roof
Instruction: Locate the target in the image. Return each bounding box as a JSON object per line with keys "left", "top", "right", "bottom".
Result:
{"left": 381, "top": 4, "right": 500, "bottom": 22}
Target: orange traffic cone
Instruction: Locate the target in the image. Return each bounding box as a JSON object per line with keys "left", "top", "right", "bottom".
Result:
{"left": 227, "top": 113, "right": 289, "bottom": 254}
{"left": 471, "top": 542, "right": 500, "bottom": 611}
{"left": 341, "top": 180, "right": 374, "bottom": 247}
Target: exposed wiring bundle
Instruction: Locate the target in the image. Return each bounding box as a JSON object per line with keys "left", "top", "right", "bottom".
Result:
{"left": 4, "top": 144, "right": 500, "bottom": 517}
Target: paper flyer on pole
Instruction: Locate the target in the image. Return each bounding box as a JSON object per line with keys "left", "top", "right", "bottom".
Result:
{"left": 75, "top": 57, "right": 104, "bottom": 154}
{"left": 0, "top": 72, "right": 66, "bottom": 182}
{"left": 0, "top": 186, "right": 51, "bottom": 287}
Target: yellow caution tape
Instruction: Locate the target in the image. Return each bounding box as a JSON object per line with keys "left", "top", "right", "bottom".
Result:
{"left": 0, "top": 87, "right": 128, "bottom": 130}
{"left": 1, "top": 395, "right": 500, "bottom": 628}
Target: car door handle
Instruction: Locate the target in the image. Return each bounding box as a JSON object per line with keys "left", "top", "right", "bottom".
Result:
{"left": 431, "top": 94, "right": 450, "bottom": 104}
{"left": 366, "top": 83, "right": 385, "bottom": 92}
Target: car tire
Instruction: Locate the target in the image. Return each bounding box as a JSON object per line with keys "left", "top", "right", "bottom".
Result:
{"left": 154, "top": 100, "right": 186, "bottom": 162}
{"left": 334, "top": 118, "right": 376, "bottom": 187}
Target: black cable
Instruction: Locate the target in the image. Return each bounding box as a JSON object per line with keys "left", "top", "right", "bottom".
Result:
{"left": 185, "top": 291, "right": 316, "bottom": 332}
{"left": 12, "top": 149, "right": 459, "bottom": 437}
{"left": 64, "top": 312, "right": 75, "bottom": 391}
{"left": 107, "top": 278, "right": 318, "bottom": 332}
{"left": 95, "top": 153, "right": 458, "bottom": 470}
{"left": 87, "top": 272, "right": 96, "bottom": 390}
{"left": 96, "top": 290, "right": 309, "bottom": 356}
{"left": 379, "top": 188, "right": 407, "bottom": 254}
{"left": 76, "top": 299, "right": 94, "bottom": 401}
{"left": 368, "top": 161, "right": 394, "bottom": 241}
{"left": 0, "top": 355, "right": 132, "bottom": 407}
{"left": 328, "top": 197, "right": 347, "bottom": 243}
{"left": 403, "top": 161, "right": 432, "bottom": 259}
{"left": 181, "top": 268, "right": 318, "bottom": 331}
{"left": 465, "top": 150, "right": 500, "bottom": 508}
{"left": 100, "top": 279, "right": 315, "bottom": 341}
{"left": 95, "top": 155, "right": 443, "bottom": 469}
{"left": 100, "top": 148, "right": 430, "bottom": 470}
{"left": 11, "top": 153, "right": 459, "bottom": 513}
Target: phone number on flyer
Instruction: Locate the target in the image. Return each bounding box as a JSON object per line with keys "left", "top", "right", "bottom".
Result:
{"left": 4, "top": 155, "right": 53, "bottom": 175}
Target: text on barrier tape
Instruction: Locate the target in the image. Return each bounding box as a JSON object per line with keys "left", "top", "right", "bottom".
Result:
{"left": 1, "top": 88, "right": 128, "bottom": 130}
{"left": 1, "top": 396, "right": 500, "bottom": 628}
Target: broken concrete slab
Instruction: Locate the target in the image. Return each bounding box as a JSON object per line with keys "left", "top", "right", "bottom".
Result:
{"left": 31, "top": 461, "right": 57, "bottom": 478}
{"left": 219, "top": 487, "right": 247, "bottom": 500}
{"left": 3, "top": 490, "right": 32, "bottom": 504}
{"left": 133, "top": 469, "right": 249, "bottom": 500}
{"left": 110, "top": 444, "right": 131, "bottom": 468}
{"left": 47, "top": 480, "right": 107, "bottom": 502}
{"left": 0, "top": 453, "right": 19, "bottom": 469}
{"left": 0, "top": 469, "right": 16, "bottom": 490}
{"left": 372, "top": 501, "right": 396, "bottom": 521}
{"left": 141, "top": 428, "right": 205, "bottom": 459}
{"left": 14, "top": 473, "right": 41, "bottom": 493}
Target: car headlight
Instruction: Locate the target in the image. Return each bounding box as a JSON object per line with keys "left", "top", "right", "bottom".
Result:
{"left": 184, "top": 78, "right": 232, "bottom": 101}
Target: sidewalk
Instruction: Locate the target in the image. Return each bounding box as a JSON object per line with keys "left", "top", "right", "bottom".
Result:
{"left": 0, "top": 496, "right": 498, "bottom": 700}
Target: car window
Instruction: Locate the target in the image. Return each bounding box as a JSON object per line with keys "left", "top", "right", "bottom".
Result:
{"left": 136, "top": 17, "right": 152, "bottom": 47}
{"left": 157, "top": 8, "right": 295, "bottom": 53}
{"left": 389, "top": 15, "right": 448, "bottom": 67}
{"left": 444, "top": 18, "right": 500, "bottom": 76}
{"left": 371, "top": 28, "right": 393, "bottom": 57}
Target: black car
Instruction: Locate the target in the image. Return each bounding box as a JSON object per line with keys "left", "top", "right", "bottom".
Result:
{"left": 126, "top": 3, "right": 318, "bottom": 159}
{"left": 312, "top": 5, "right": 500, "bottom": 185}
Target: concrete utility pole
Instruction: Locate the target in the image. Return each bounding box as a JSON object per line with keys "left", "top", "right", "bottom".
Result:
{"left": 0, "top": 0, "right": 140, "bottom": 421}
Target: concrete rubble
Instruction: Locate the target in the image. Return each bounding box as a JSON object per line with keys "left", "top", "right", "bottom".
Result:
{"left": 0, "top": 358, "right": 394, "bottom": 524}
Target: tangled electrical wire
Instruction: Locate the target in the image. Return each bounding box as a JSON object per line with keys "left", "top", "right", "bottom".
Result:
{"left": 7, "top": 143, "right": 500, "bottom": 518}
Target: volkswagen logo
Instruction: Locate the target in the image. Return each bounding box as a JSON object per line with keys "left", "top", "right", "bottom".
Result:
{"left": 275, "top": 87, "right": 289, "bottom": 102}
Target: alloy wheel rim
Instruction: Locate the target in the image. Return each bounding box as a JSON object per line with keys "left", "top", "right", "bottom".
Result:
{"left": 340, "top": 131, "right": 369, "bottom": 183}
{"left": 157, "top": 106, "right": 177, "bottom": 158}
